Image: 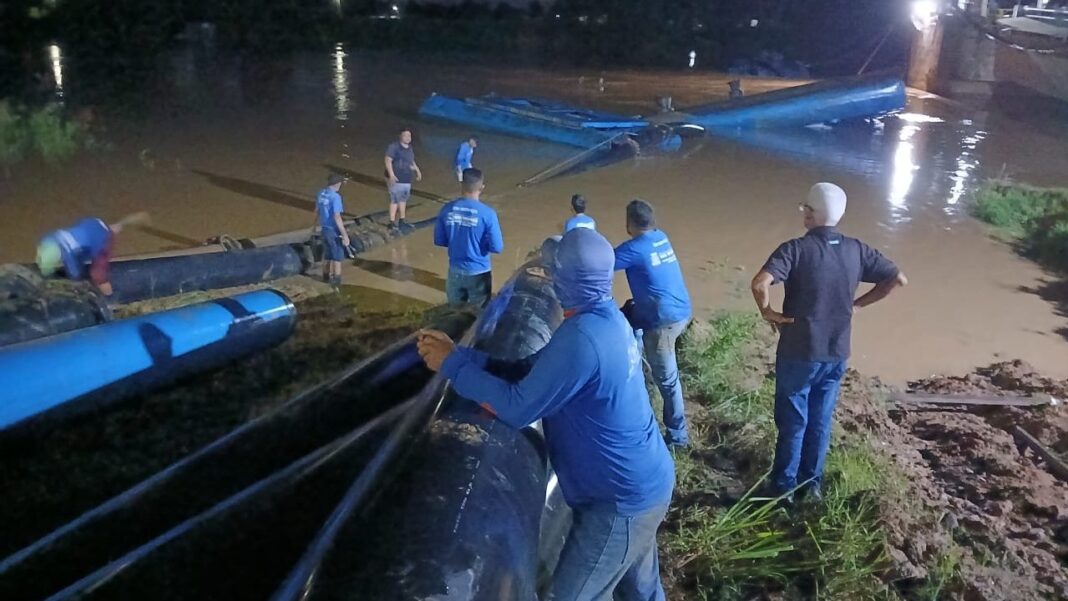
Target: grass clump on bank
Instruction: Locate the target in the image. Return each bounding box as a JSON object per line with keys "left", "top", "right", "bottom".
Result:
{"left": 662, "top": 314, "right": 928, "bottom": 600}
{"left": 975, "top": 180, "right": 1068, "bottom": 272}
{"left": 0, "top": 100, "right": 83, "bottom": 177}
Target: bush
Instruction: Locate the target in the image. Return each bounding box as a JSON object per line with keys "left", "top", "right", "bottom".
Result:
{"left": 0, "top": 101, "right": 30, "bottom": 176}
{"left": 975, "top": 181, "right": 1068, "bottom": 272}
{"left": 0, "top": 101, "right": 83, "bottom": 176}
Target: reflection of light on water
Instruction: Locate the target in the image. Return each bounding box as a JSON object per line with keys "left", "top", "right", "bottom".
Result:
{"left": 688, "top": 50, "right": 696, "bottom": 68}
{"left": 888, "top": 124, "right": 919, "bottom": 208}
{"left": 333, "top": 0, "right": 342, "bottom": 15}
{"left": 48, "top": 44, "right": 64, "bottom": 99}
{"left": 897, "top": 112, "right": 943, "bottom": 124}
{"left": 946, "top": 131, "right": 986, "bottom": 206}
{"left": 333, "top": 43, "right": 350, "bottom": 121}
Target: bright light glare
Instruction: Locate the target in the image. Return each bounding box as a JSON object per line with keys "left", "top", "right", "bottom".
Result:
{"left": 911, "top": 0, "right": 938, "bottom": 30}
{"left": 48, "top": 44, "right": 63, "bottom": 98}
{"left": 889, "top": 125, "right": 919, "bottom": 208}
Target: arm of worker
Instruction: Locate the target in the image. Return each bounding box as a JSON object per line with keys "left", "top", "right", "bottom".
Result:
{"left": 412, "top": 161, "right": 422, "bottom": 182}
{"left": 384, "top": 155, "right": 397, "bottom": 184}
{"left": 89, "top": 237, "right": 115, "bottom": 297}
{"left": 418, "top": 328, "right": 592, "bottom": 428}
{"left": 854, "top": 243, "right": 906, "bottom": 309}
{"left": 433, "top": 209, "right": 449, "bottom": 248}
{"left": 333, "top": 212, "right": 349, "bottom": 245}
{"left": 483, "top": 210, "right": 504, "bottom": 255}
{"left": 613, "top": 240, "right": 638, "bottom": 271}
{"left": 751, "top": 242, "right": 796, "bottom": 325}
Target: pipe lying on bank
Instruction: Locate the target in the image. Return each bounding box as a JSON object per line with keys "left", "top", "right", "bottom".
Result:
{"left": 0, "top": 289, "right": 296, "bottom": 432}
{"left": 0, "top": 267, "right": 110, "bottom": 348}
{"left": 109, "top": 245, "right": 306, "bottom": 304}
{"left": 286, "top": 239, "right": 566, "bottom": 601}
{"left": 0, "top": 325, "right": 468, "bottom": 600}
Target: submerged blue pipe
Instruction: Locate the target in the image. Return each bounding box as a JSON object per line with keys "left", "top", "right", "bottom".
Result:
{"left": 0, "top": 289, "right": 296, "bottom": 431}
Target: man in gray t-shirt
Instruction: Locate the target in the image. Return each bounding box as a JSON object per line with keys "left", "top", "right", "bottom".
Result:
{"left": 384, "top": 128, "right": 422, "bottom": 231}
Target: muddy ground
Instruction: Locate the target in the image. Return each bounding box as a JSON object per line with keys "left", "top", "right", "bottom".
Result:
{"left": 0, "top": 276, "right": 435, "bottom": 557}
{"left": 838, "top": 361, "right": 1068, "bottom": 600}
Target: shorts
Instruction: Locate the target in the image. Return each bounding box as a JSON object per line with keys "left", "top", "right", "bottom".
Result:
{"left": 388, "top": 182, "right": 412, "bottom": 205}
{"left": 322, "top": 230, "right": 345, "bottom": 261}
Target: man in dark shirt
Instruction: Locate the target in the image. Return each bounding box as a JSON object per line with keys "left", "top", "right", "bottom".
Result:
{"left": 751, "top": 183, "right": 907, "bottom": 502}
{"left": 384, "top": 128, "right": 422, "bottom": 231}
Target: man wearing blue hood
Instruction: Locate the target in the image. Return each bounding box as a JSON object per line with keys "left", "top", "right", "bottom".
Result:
{"left": 417, "top": 228, "right": 675, "bottom": 601}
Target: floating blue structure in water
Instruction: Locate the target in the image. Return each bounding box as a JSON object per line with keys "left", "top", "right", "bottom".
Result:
{"left": 679, "top": 75, "right": 907, "bottom": 131}
{"left": 418, "top": 75, "right": 907, "bottom": 147}
{"left": 0, "top": 289, "right": 296, "bottom": 431}
{"left": 419, "top": 95, "right": 646, "bottom": 148}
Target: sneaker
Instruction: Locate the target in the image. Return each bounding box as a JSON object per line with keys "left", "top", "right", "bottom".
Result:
{"left": 389, "top": 221, "right": 399, "bottom": 232}
{"left": 797, "top": 486, "right": 824, "bottom": 507}
{"left": 329, "top": 275, "right": 342, "bottom": 290}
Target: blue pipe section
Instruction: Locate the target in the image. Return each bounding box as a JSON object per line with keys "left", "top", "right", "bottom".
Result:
{"left": 683, "top": 75, "right": 907, "bottom": 131}
{"left": 419, "top": 94, "right": 627, "bottom": 148}
{"left": 0, "top": 289, "right": 296, "bottom": 431}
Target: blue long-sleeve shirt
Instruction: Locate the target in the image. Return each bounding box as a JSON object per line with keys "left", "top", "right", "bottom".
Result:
{"left": 434, "top": 197, "right": 503, "bottom": 275}
{"left": 456, "top": 141, "right": 475, "bottom": 171}
{"left": 49, "top": 218, "right": 112, "bottom": 281}
{"left": 614, "top": 230, "right": 692, "bottom": 330}
{"left": 441, "top": 299, "right": 675, "bottom": 515}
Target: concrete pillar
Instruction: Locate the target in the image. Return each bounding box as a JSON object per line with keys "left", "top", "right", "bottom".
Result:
{"left": 908, "top": 19, "right": 945, "bottom": 92}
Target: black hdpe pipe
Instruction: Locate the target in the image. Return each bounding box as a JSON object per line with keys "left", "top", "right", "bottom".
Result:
{"left": 277, "top": 239, "right": 567, "bottom": 601}
{"left": 0, "top": 214, "right": 435, "bottom": 347}
{"left": 0, "top": 267, "right": 109, "bottom": 348}
{"left": 0, "top": 319, "right": 474, "bottom": 601}
{"left": 42, "top": 398, "right": 417, "bottom": 601}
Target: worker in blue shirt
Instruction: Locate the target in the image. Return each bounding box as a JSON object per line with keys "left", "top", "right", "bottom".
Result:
{"left": 563, "top": 194, "right": 596, "bottom": 233}
{"left": 36, "top": 212, "right": 149, "bottom": 297}
{"left": 434, "top": 168, "right": 503, "bottom": 308}
{"left": 315, "top": 172, "right": 350, "bottom": 289}
{"left": 752, "top": 183, "right": 907, "bottom": 503}
{"left": 455, "top": 135, "right": 478, "bottom": 182}
{"left": 417, "top": 228, "right": 674, "bottom": 601}
{"left": 614, "top": 199, "right": 693, "bottom": 447}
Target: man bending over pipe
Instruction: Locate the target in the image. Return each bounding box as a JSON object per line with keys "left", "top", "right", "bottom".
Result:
{"left": 36, "top": 212, "right": 150, "bottom": 298}
{"left": 418, "top": 228, "right": 675, "bottom": 601}
{"left": 751, "top": 182, "right": 907, "bottom": 504}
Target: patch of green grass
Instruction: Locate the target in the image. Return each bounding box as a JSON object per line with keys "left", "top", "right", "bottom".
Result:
{"left": 667, "top": 313, "right": 907, "bottom": 600}
{"left": 975, "top": 180, "right": 1068, "bottom": 272}
{"left": 0, "top": 100, "right": 84, "bottom": 176}
{"left": 913, "top": 548, "right": 963, "bottom": 601}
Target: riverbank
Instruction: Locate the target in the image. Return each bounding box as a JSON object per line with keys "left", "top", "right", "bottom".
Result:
{"left": 665, "top": 314, "right": 1068, "bottom": 600}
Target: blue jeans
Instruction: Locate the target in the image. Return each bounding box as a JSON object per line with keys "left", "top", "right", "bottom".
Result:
{"left": 638, "top": 319, "right": 690, "bottom": 445}
{"left": 771, "top": 359, "right": 848, "bottom": 494}
{"left": 446, "top": 269, "right": 492, "bottom": 308}
{"left": 546, "top": 504, "right": 669, "bottom": 601}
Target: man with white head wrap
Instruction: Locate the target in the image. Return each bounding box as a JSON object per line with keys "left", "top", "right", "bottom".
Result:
{"left": 751, "top": 183, "right": 907, "bottom": 503}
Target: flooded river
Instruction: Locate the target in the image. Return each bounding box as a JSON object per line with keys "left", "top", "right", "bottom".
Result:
{"left": 3, "top": 43, "right": 1068, "bottom": 384}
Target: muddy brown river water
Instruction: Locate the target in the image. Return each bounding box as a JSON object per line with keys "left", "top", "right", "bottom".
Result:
{"left": 2, "top": 45, "right": 1068, "bottom": 384}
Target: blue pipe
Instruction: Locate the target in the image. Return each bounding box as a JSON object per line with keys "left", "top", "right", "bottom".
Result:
{"left": 683, "top": 75, "right": 907, "bottom": 131}
{"left": 0, "top": 289, "right": 296, "bottom": 431}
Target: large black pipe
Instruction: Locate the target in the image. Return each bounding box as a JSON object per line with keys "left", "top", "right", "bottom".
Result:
{"left": 0, "top": 214, "right": 436, "bottom": 346}
{"left": 294, "top": 240, "right": 565, "bottom": 601}
{"left": 0, "top": 311, "right": 474, "bottom": 600}
{"left": 109, "top": 244, "right": 306, "bottom": 304}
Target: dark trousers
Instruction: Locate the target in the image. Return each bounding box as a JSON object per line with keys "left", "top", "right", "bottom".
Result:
{"left": 446, "top": 269, "right": 492, "bottom": 308}
{"left": 771, "top": 358, "right": 848, "bottom": 494}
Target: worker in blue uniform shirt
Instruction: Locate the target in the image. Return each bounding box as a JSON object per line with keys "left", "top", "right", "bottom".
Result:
{"left": 434, "top": 168, "right": 503, "bottom": 308}
{"left": 614, "top": 199, "right": 693, "bottom": 447}
{"left": 563, "top": 194, "right": 596, "bottom": 233}
{"left": 36, "top": 212, "right": 149, "bottom": 297}
{"left": 752, "top": 183, "right": 907, "bottom": 503}
{"left": 315, "top": 172, "right": 350, "bottom": 289}
{"left": 417, "top": 228, "right": 675, "bottom": 601}
{"left": 455, "top": 135, "right": 478, "bottom": 182}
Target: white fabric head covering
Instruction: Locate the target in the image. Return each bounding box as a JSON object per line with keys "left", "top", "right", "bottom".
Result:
{"left": 807, "top": 182, "right": 847, "bottom": 227}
